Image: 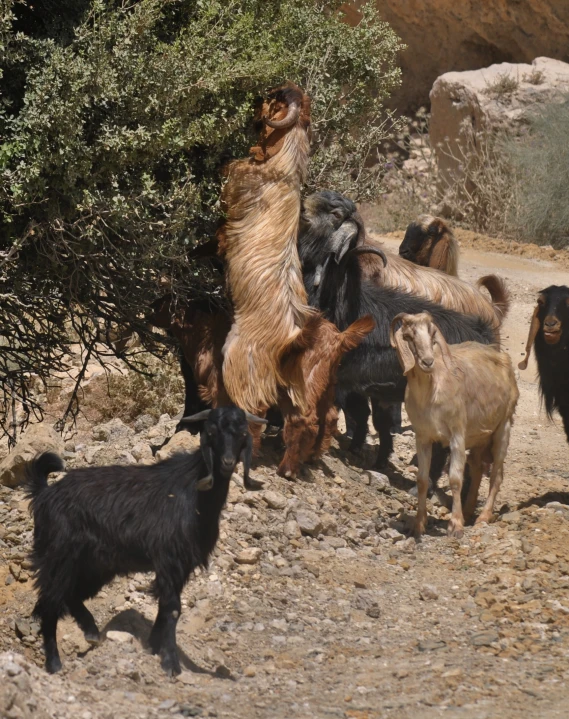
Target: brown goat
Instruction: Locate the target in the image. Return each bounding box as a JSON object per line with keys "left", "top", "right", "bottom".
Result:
{"left": 399, "top": 215, "right": 459, "bottom": 276}
{"left": 360, "top": 246, "right": 508, "bottom": 340}
{"left": 219, "top": 82, "right": 314, "bottom": 414}
{"left": 150, "top": 299, "right": 374, "bottom": 479}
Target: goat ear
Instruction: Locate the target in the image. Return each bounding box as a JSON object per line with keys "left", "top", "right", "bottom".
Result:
{"left": 518, "top": 304, "right": 541, "bottom": 370}
{"left": 392, "top": 327, "right": 416, "bottom": 375}
{"left": 241, "top": 433, "right": 264, "bottom": 490}
{"left": 428, "top": 238, "right": 450, "bottom": 272}
{"left": 433, "top": 327, "right": 454, "bottom": 372}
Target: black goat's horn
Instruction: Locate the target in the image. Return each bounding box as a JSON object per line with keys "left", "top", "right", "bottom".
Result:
{"left": 180, "top": 410, "right": 211, "bottom": 422}
{"left": 263, "top": 101, "right": 300, "bottom": 129}
{"left": 244, "top": 412, "right": 268, "bottom": 425}
{"left": 344, "top": 245, "right": 387, "bottom": 267}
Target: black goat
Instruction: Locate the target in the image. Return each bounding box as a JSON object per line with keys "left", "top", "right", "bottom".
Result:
{"left": 307, "top": 244, "right": 496, "bottom": 471}
{"left": 519, "top": 285, "right": 569, "bottom": 441}
{"left": 25, "top": 407, "right": 266, "bottom": 676}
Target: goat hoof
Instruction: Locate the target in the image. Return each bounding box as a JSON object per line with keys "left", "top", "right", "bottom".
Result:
{"left": 46, "top": 656, "right": 63, "bottom": 674}
{"left": 447, "top": 521, "right": 464, "bottom": 539}
{"left": 85, "top": 631, "right": 101, "bottom": 645}
{"left": 161, "top": 656, "right": 181, "bottom": 677}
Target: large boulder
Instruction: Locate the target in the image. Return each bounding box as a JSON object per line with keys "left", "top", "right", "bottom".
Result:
{"left": 343, "top": 3, "right": 569, "bottom": 111}
{"left": 429, "top": 58, "right": 569, "bottom": 189}
{"left": 0, "top": 424, "right": 64, "bottom": 488}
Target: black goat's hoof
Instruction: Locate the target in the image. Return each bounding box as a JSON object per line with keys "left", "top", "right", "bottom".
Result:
{"left": 46, "top": 656, "right": 62, "bottom": 674}
{"left": 161, "top": 655, "right": 181, "bottom": 677}
{"left": 84, "top": 631, "right": 101, "bottom": 645}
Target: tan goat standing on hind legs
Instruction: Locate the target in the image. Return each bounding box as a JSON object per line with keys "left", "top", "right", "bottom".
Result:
{"left": 219, "top": 82, "right": 314, "bottom": 416}
{"left": 390, "top": 312, "right": 519, "bottom": 539}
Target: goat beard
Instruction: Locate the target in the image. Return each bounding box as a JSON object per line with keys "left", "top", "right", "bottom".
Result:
{"left": 220, "top": 119, "right": 314, "bottom": 414}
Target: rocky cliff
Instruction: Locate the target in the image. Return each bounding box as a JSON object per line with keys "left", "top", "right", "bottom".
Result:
{"left": 343, "top": 1, "right": 569, "bottom": 110}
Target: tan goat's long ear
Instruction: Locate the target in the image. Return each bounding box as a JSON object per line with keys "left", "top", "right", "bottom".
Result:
{"left": 433, "top": 325, "right": 454, "bottom": 372}
{"left": 518, "top": 304, "right": 541, "bottom": 370}
{"left": 390, "top": 316, "right": 415, "bottom": 375}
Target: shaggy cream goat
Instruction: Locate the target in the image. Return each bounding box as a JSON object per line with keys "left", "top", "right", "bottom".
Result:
{"left": 219, "top": 82, "right": 314, "bottom": 414}
{"left": 390, "top": 312, "right": 519, "bottom": 538}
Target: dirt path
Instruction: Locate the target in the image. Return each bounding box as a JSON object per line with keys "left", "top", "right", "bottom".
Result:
{"left": 1, "top": 241, "right": 569, "bottom": 719}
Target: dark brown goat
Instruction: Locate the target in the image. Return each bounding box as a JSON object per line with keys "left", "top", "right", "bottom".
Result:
{"left": 399, "top": 215, "right": 459, "bottom": 276}
{"left": 150, "top": 300, "right": 373, "bottom": 479}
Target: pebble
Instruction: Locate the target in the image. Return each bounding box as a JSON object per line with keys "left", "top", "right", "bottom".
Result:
{"left": 295, "top": 509, "right": 323, "bottom": 537}
{"left": 262, "top": 491, "right": 287, "bottom": 510}
{"left": 106, "top": 631, "right": 134, "bottom": 644}
{"left": 470, "top": 630, "right": 499, "bottom": 647}
{"left": 420, "top": 584, "right": 439, "bottom": 601}
{"left": 235, "top": 548, "right": 262, "bottom": 565}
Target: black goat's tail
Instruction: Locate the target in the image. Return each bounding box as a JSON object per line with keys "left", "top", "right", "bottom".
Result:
{"left": 24, "top": 451, "right": 65, "bottom": 500}
{"left": 477, "top": 274, "right": 510, "bottom": 324}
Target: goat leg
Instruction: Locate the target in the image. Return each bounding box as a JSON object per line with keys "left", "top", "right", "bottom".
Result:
{"left": 447, "top": 437, "right": 466, "bottom": 538}
{"left": 34, "top": 601, "right": 62, "bottom": 674}
{"left": 413, "top": 440, "right": 432, "bottom": 538}
{"left": 476, "top": 419, "right": 512, "bottom": 526}
{"left": 371, "top": 401, "right": 394, "bottom": 470}
{"left": 150, "top": 577, "right": 182, "bottom": 677}
{"left": 68, "top": 597, "right": 101, "bottom": 644}
{"left": 463, "top": 448, "right": 484, "bottom": 524}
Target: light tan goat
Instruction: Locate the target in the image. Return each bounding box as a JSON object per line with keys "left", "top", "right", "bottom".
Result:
{"left": 390, "top": 312, "right": 519, "bottom": 538}
{"left": 219, "top": 82, "right": 314, "bottom": 414}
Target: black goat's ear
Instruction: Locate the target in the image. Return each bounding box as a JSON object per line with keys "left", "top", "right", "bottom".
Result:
{"left": 242, "top": 433, "right": 264, "bottom": 490}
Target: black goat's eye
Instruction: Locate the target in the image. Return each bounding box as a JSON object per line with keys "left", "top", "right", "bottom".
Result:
{"left": 243, "top": 432, "right": 248, "bottom": 438}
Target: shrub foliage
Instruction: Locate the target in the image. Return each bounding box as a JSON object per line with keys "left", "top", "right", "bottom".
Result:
{"left": 0, "top": 0, "right": 403, "bottom": 440}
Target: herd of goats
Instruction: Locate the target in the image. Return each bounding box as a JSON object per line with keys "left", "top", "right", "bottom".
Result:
{"left": 21, "top": 82, "right": 569, "bottom": 677}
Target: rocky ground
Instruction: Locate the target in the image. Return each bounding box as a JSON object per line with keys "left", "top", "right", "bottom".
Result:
{"left": 1, "top": 239, "right": 568, "bottom": 719}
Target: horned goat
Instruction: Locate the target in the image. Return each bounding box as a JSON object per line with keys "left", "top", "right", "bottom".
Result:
{"left": 220, "top": 82, "right": 314, "bottom": 414}
{"left": 518, "top": 285, "right": 569, "bottom": 442}
{"left": 391, "top": 313, "right": 519, "bottom": 538}
{"left": 26, "top": 407, "right": 266, "bottom": 677}
{"left": 399, "top": 215, "right": 459, "bottom": 276}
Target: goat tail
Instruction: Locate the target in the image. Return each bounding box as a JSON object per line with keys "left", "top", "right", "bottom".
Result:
{"left": 477, "top": 274, "right": 510, "bottom": 324}
{"left": 24, "top": 451, "right": 65, "bottom": 501}
{"left": 339, "top": 315, "right": 375, "bottom": 352}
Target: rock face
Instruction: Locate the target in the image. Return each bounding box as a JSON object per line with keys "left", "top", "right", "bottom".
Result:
{"left": 343, "top": 2, "right": 569, "bottom": 110}
{"left": 429, "top": 58, "right": 569, "bottom": 189}
{"left": 0, "top": 423, "right": 64, "bottom": 488}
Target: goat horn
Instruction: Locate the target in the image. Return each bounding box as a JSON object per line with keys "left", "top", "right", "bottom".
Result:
{"left": 180, "top": 410, "right": 211, "bottom": 422}
{"left": 244, "top": 411, "right": 268, "bottom": 425}
{"left": 345, "top": 245, "right": 387, "bottom": 267}
{"left": 389, "top": 313, "right": 408, "bottom": 348}
{"left": 518, "top": 304, "right": 541, "bottom": 370}
{"left": 263, "top": 101, "right": 300, "bottom": 129}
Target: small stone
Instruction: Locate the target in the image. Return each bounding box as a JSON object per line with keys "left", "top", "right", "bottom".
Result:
{"left": 9, "top": 563, "right": 20, "bottom": 580}
{"left": 366, "top": 471, "right": 390, "bottom": 489}
{"left": 500, "top": 511, "right": 521, "bottom": 524}
{"left": 418, "top": 639, "right": 446, "bottom": 652}
{"left": 420, "top": 585, "right": 439, "bottom": 601}
{"left": 262, "top": 491, "right": 287, "bottom": 510}
{"left": 365, "top": 605, "right": 381, "bottom": 619}
{"left": 470, "top": 630, "right": 499, "bottom": 647}
{"left": 5, "top": 574, "right": 14, "bottom": 586}
{"left": 106, "top": 630, "right": 134, "bottom": 643}
{"left": 295, "top": 509, "right": 323, "bottom": 537}
{"left": 336, "top": 547, "right": 357, "bottom": 559}
{"left": 320, "top": 513, "right": 338, "bottom": 536}
{"left": 235, "top": 548, "right": 262, "bottom": 565}
{"left": 243, "top": 665, "right": 257, "bottom": 677}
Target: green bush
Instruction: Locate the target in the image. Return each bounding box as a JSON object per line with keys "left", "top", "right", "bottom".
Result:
{"left": 0, "top": 0, "right": 404, "bottom": 439}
